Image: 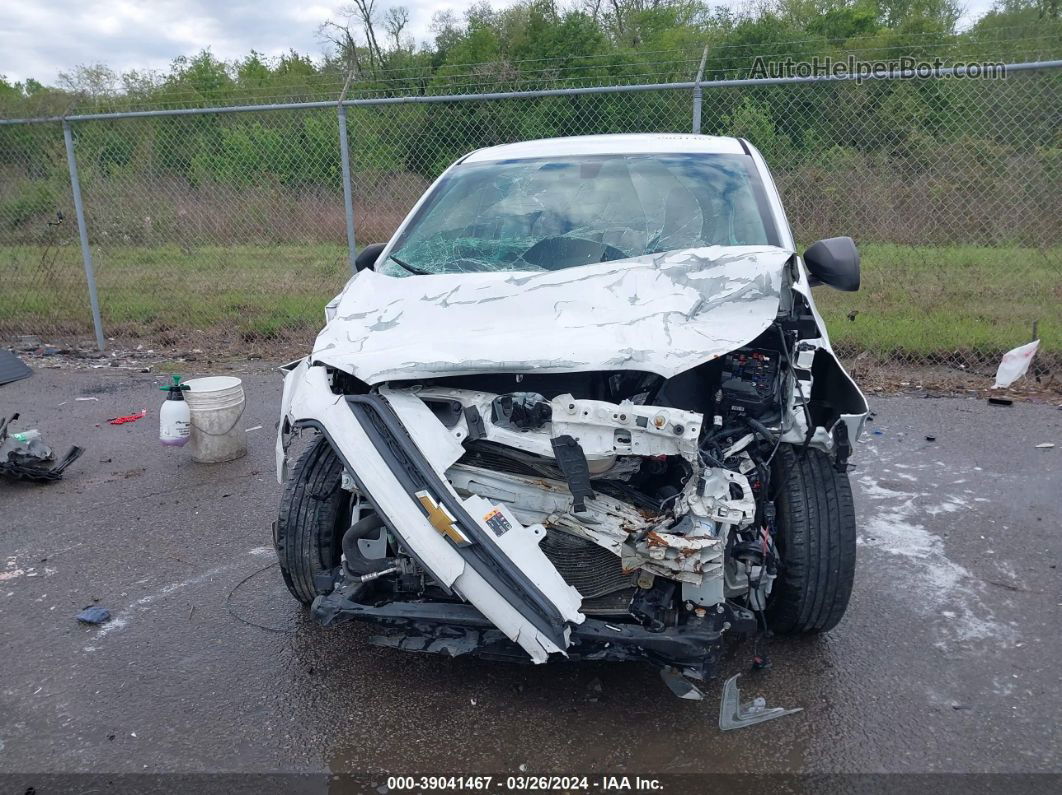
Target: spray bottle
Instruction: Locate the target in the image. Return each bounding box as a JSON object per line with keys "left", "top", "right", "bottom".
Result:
{"left": 160, "top": 375, "right": 191, "bottom": 447}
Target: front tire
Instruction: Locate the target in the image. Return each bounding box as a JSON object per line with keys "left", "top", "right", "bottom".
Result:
{"left": 275, "top": 435, "right": 349, "bottom": 604}
{"left": 766, "top": 443, "right": 856, "bottom": 634}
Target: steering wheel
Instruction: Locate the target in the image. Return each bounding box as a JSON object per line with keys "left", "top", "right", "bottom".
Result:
{"left": 520, "top": 236, "right": 628, "bottom": 270}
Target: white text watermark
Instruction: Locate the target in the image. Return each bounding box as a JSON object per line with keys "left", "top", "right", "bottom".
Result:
{"left": 749, "top": 56, "right": 1007, "bottom": 83}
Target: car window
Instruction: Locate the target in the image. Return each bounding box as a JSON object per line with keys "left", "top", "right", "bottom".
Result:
{"left": 381, "top": 153, "right": 778, "bottom": 276}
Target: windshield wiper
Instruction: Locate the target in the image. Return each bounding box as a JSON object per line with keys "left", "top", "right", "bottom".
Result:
{"left": 388, "top": 253, "right": 431, "bottom": 276}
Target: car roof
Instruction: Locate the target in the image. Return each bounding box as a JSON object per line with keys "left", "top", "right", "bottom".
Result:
{"left": 461, "top": 133, "right": 747, "bottom": 163}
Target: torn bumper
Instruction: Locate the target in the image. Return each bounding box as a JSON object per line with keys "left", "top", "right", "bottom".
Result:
{"left": 311, "top": 588, "right": 756, "bottom": 669}
{"left": 281, "top": 363, "right": 583, "bottom": 663}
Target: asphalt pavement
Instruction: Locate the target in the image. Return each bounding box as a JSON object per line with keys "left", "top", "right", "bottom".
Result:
{"left": 1, "top": 368, "right": 1059, "bottom": 783}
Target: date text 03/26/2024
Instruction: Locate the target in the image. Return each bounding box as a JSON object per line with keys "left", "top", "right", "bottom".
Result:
{"left": 386, "top": 775, "right": 665, "bottom": 791}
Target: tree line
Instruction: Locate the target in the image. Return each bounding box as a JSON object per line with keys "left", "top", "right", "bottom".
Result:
{"left": 0, "top": 0, "right": 1058, "bottom": 248}
{"left": 2, "top": 0, "right": 1057, "bottom": 112}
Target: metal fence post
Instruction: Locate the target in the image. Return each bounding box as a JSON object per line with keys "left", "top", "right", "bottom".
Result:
{"left": 691, "top": 45, "right": 709, "bottom": 134}
{"left": 337, "top": 104, "right": 357, "bottom": 273}
{"left": 62, "top": 120, "right": 105, "bottom": 351}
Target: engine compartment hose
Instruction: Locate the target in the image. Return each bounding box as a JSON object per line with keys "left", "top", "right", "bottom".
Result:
{"left": 744, "top": 417, "right": 779, "bottom": 443}
{"left": 341, "top": 512, "right": 394, "bottom": 577}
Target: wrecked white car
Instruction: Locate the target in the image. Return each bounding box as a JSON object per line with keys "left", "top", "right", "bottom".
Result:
{"left": 274, "top": 134, "right": 867, "bottom": 699}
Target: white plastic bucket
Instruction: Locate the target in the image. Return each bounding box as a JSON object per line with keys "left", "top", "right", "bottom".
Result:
{"left": 183, "top": 376, "right": 247, "bottom": 463}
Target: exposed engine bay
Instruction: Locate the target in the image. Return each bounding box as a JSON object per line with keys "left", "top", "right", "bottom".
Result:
{"left": 276, "top": 281, "right": 867, "bottom": 695}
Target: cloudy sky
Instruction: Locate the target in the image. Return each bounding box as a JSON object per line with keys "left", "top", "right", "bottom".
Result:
{"left": 1, "top": 0, "right": 996, "bottom": 85}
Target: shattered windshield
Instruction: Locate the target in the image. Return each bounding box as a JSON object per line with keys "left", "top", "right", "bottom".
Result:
{"left": 380, "top": 153, "right": 779, "bottom": 277}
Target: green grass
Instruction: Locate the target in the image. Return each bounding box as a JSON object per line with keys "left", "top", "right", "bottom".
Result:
{"left": 813, "top": 243, "right": 1061, "bottom": 359}
{"left": 1, "top": 242, "right": 1059, "bottom": 360}
{"left": 0, "top": 243, "right": 348, "bottom": 343}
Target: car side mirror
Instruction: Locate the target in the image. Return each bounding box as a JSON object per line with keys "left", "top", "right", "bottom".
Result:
{"left": 355, "top": 243, "right": 386, "bottom": 272}
{"left": 803, "top": 237, "right": 860, "bottom": 291}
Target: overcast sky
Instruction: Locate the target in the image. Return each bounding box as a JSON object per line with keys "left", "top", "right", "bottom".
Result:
{"left": 1, "top": 0, "right": 997, "bottom": 86}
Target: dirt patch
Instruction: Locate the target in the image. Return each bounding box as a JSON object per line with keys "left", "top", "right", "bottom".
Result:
{"left": 7, "top": 338, "right": 1061, "bottom": 400}
{"left": 847, "top": 356, "right": 1060, "bottom": 401}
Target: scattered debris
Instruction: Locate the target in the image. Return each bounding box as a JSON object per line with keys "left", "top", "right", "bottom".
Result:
{"left": 987, "top": 397, "right": 1013, "bottom": 407}
{"left": 586, "top": 677, "right": 603, "bottom": 702}
{"left": 6, "top": 427, "right": 51, "bottom": 464}
{"left": 8, "top": 340, "right": 275, "bottom": 376}
{"left": 1036, "top": 443, "right": 1055, "bottom": 449}
{"left": 659, "top": 666, "right": 704, "bottom": 701}
{"left": 992, "top": 339, "right": 1039, "bottom": 389}
{"left": 76, "top": 606, "right": 112, "bottom": 625}
{"left": 0, "top": 414, "right": 85, "bottom": 483}
{"left": 1, "top": 445, "right": 85, "bottom": 483}
{"left": 0, "top": 350, "right": 33, "bottom": 387}
{"left": 108, "top": 409, "right": 147, "bottom": 425}
{"left": 718, "top": 674, "right": 802, "bottom": 731}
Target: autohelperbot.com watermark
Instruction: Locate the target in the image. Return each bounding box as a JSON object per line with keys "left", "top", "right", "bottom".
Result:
{"left": 749, "top": 55, "right": 1007, "bottom": 83}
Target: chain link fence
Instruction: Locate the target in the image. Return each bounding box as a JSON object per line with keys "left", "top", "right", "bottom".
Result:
{"left": 0, "top": 123, "right": 86, "bottom": 340}
{"left": 2, "top": 63, "right": 1060, "bottom": 370}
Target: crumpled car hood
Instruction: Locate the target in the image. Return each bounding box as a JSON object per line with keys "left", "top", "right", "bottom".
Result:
{"left": 312, "top": 245, "right": 792, "bottom": 384}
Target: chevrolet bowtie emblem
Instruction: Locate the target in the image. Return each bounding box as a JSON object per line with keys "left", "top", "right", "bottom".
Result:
{"left": 415, "top": 491, "right": 470, "bottom": 545}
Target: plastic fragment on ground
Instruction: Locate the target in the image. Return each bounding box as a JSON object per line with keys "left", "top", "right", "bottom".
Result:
{"left": 719, "top": 674, "right": 802, "bottom": 730}
{"left": 108, "top": 409, "right": 147, "bottom": 425}
{"left": 0, "top": 350, "right": 33, "bottom": 386}
{"left": 76, "top": 607, "right": 111, "bottom": 625}
{"left": 658, "top": 666, "right": 704, "bottom": 700}
{"left": 992, "top": 340, "right": 1039, "bottom": 389}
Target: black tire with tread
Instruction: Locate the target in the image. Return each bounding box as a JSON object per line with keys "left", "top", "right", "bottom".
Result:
{"left": 766, "top": 443, "right": 856, "bottom": 634}
{"left": 275, "top": 434, "right": 348, "bottom": 604}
